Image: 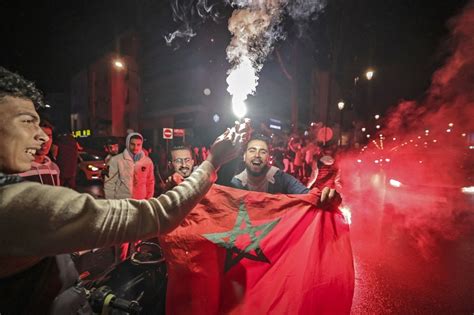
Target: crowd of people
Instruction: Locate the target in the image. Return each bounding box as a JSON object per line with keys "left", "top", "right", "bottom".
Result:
{"left": 0, "top": 66, "right": 341, "bottom": 313}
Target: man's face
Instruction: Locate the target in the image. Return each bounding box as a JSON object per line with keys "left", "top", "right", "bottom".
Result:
{"left": 128, "top": 138, "right": 143, "bottom": 155}
{"left": 171, "top": 149, "right": 195, "bottom": 178}
{"left": 106, "top": 144, "right": 119, "bottom": 155}
{"left": 36, "top": 126, "right": 53, "bottom": 157}
{"left": 244, "top": 139, "right": 269, "bottom": 177}
{"left": 0, "top": 96, "right": 48, "bottom": 173}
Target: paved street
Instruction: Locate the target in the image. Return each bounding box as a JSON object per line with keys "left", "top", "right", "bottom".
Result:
{"left": 351, "top": 210, "right": 474, "bottom": 314}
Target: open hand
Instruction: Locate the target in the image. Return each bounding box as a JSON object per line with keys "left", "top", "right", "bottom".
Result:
{"left": 207, "top": 118, "right": 251, "bottom": 168}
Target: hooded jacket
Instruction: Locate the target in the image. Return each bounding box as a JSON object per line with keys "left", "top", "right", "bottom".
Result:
{"left": 18, "top": 156, "right": 60, "bottom": 186}
{"left": 104, "top": 133, "right": 155, "bottom": 199}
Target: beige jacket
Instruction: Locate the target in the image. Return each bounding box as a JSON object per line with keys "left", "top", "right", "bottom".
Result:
{"left": 104, "top": 149, "right": 155, "bottom": 199}
{"left": 0, "top": 161, "right": 216, "bottom": 278}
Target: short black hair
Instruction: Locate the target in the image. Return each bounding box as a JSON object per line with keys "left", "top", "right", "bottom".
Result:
{"left": 105, "top": 137, "right": 119, "bottom": 145}
{"left": 169, "top": 145, "right": 193, "bottom": 161}
{"left": 0, "top": 67, "right": 45, "bottom": 108}
{"left": 245, "top": 134, "right": 271, "bottom": 150}
{"left": 129, "top": 135, "right": 143, "bottom": 141}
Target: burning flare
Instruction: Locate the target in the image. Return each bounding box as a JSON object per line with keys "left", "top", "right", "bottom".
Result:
{"left": 225, "top": 1, "right": 284, "bottom": 116}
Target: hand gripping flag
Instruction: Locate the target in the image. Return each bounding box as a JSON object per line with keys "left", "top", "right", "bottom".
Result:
{"left": 159, "top": 185, "right": 354, "bottom": 315}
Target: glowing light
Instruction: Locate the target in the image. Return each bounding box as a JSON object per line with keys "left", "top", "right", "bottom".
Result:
{"left": 357, "top": 159, "right": 362, "bottom": 163}
{"left": 470, "top": 146, "right": 474, "bottom": 150}
{"left": 374, "top": 114, "right": 380, "bottom": 120}
{"left": 203, "top": 88, "right": 211, "bottom": 96}
{"left": 339, "top": 205, "right": 352, "bottom": 225}
{"left": 419, "top": 160, "right": 423, "bottom": 163}
{"left": 389, "top": 179, "right": 402, "bottom": 188}
{"left": 45, "top": 104, "right": 51, "bottom": 108}
{"left": 232, "top": 99, "right": 247, "bottom": 119}
{"left": 227, "top": 56, "right": 258, "bottom": 116}
{"left": 410, "top": 139, "right": 413, "bottom": 142}
{"left": 448, "top": 123, "right": 454, "bottom": 127}
{"left": 87, "top": 165, "right": 99, "bottom": 172}
{"left": 385, "top": 158, "right": 390, "bottom": 162}
{"left": 433, "top": 139, "right": 437, "bottom": 143}
{"left": 213, "top": 114, "right": 220, "bottom": 123}
{"left": 393, "top": 137, "right": 396, "bottom": 141}
{"left": 446, "top": 129, "right": 451, "bottom": 133}
{"left": 366, "top": 69, "right": 375, "bottom": 80}
{"left": 425, "top": 129, "right": 429, "bottom": 133}
{"left": 361, "top": 127, "right": 366, "bottom": 132}
{"left": 113, "top": 60, "right": 124, "bottom": 69}
{"left": 461, "top": 186, "right": 474, "bottom": 194}
{"left": 374, "top": 160, "right": 379, "bottom": 164}
{"left": 376, "top": 125, "right": 380, "bottom": 129}
{"left": 462, "top": 133, "right": 466, "bottom": 137}
{"left": 337, "top": 101, "right": 345, "bottom": 110}
{"left": 366, "top": 134, "right": 371, "bottom": 138}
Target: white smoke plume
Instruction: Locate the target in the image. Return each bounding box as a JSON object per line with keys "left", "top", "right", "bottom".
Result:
{"left": 225, "top": 0, "right": 327, "bottom": 114}
{"left": 165, "top": 0, "right": 224, "bottom": 49}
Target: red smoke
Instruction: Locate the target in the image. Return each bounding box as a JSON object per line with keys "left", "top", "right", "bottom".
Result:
{"left": 340, "top": 1, "right": 474, "bottom": 259}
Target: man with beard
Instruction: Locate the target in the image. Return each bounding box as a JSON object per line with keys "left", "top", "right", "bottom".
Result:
{"left": 231, "top": 134, "right": 310, "bottom": 194}
{"left": 231, "top": 134, "right": 340, "bottom": 203}
{"left": 162, "top": 145, "right": 196, "bottom": 191}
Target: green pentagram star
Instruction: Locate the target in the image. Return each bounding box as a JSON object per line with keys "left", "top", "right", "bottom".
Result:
{"left": 203, "top": 201, "right": 280, "bottom": 272}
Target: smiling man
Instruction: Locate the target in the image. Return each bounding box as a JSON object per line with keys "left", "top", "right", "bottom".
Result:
{"left": 230, "top": 134, "right": 341, "bottom": 205}
{"left": 161, "top": 145, "right": 196, "bottom": 191}
{"left": 0, "top": 66, "right": 250, "bottom": 313}
{"left": 231, "top": 134, "right": 310, "bottom": 194}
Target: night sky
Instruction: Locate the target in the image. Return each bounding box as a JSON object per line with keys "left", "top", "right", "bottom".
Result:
{"left": 1, "top": 0, "right": 469, "bottom": 122}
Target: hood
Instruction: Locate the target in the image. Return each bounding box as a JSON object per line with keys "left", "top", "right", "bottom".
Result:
{"left": 125, "top": 132, "right": 144, "bottom": 162}
{"left": 125, "top": 132, "right": 144, "bottom": 148}
{"left": 31, "top": 156, "right": 53, "bottom": 168}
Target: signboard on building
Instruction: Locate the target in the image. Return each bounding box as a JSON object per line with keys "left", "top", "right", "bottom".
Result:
{"left": 173, "top": 128, "right": 185, "bottom": 137}
{"left": 72, "top": 129, "right": 92, "bottom": 138}
{"left": 163, "top": 128, "right": 173, "bottom": 139}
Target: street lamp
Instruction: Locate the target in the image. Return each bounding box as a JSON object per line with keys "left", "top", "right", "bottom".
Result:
{"left": 352, "top": 68, "right": 375, "bottom": 111}
{"left": 113, "top": 59, "right": 125, "bottom": 69}
{"left": 337, "top": 101, "right": 345, "bottom": 111}
{"left": 338, "top": 101, "right": 345, "bottom": 146}
{"left": 366, "top": 69, "right": 374, "bottom": 80}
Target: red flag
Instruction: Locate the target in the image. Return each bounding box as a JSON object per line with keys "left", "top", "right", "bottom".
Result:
{"left": 159, "top": 185, "right": 354, "bottom": 315}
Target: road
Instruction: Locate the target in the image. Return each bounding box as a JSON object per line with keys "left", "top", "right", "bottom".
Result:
{"left": 350, "top": 208, "right": 474, "bottom": 314}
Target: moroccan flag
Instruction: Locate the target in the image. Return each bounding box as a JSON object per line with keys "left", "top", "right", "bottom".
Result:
{"left": 159, "top": 185, "right": 354, "bottom": 315}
